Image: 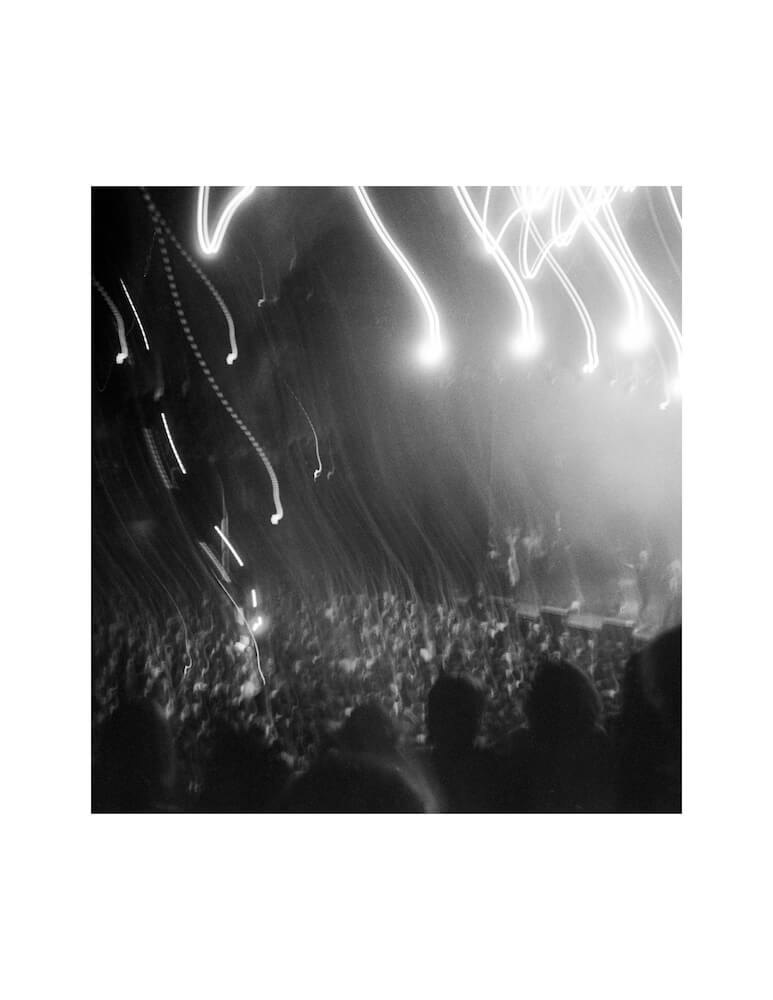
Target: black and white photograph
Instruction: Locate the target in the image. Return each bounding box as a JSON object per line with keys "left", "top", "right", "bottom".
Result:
{"left": 91, "top": 185, "right": 682, "bottom": 813}
{"left": 6, "top": 6, "right": 771, "bottom": 998}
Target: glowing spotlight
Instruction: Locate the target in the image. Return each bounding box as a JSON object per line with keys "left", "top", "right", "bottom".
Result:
{"left": 251, "top": 616, "right": 264, "bottom": 632}
{"left": 511, "top": 333, "right": 541, "bottom": 359}
{"left": 417, "top": 337, "right": 446, "bottom": 368}
{"left": 619, "top": 324, "right": 650, "bottom": 352}
{"left": 214, "top": 525, "right": 245, "bottom": 567}
{"left": 250, "top": 614, "right": 269, "bottom": 636}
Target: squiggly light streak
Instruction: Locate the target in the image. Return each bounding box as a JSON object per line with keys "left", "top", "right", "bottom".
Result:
{"left": 92, "top": 278, "right": 128, "bottom": 364}
{"left": 120, "top": 278, "right": 150, "bottom": 351}
{"left": 196, "top": 185, "right": 257, "bottom": 256}
{"left": 354, "top": 186, "right": 444, "bottom": 366}
{"left": 667, "top": 186, "right": 682, "bottom": 227}
{"left": 214, "top": 525, "right": 245, "bottom": 567}
{"left": 453, "top": 186, "right": 539, "bottom": 355}
{"left": 210, "top": 573, "right": 265, "bottom": 686}
{"left": 144, "top": 191, "right": 283, "bottom": 524}
{"left": 160, "top": 412, "right": 187, "bottom": 474}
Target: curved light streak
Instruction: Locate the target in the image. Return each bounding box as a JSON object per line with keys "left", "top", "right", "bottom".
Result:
{"left": 151, "top": 197, "right": 240, "bottom": 364}
{"left": 160, "top": 412, "right": 187, "bottom": 475}
{"left": 453, "top": 186, "right": 538, "bottom": 355}
{"left": 92, "top": 278, "right": 128, "bottom": 364}
{"left": 144, "top": 191, "right": 283, "bottom": 524}
{"left": 353, "top": 186, "right": 444, "bottom": 365}
{"left": 196, "top": 185, "right": 257, "bottom": 256}
{"left": 120, "top": 278, "right": 150, "bottom": 351}
{"left": 601, "top": 201, "right": 683, "bottom": 366}
{"left": 285, "top": 382, "right": 323, "bottom": 480}
{"left": 567, "top": 187, "right": 648, "bottom": 350}
{"left": 667, "top": 186, "right": 682, "bottom": 227}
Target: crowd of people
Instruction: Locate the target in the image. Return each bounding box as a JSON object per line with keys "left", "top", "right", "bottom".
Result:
{"left": 92, "top": 586, "right": 681, "bottom": 813}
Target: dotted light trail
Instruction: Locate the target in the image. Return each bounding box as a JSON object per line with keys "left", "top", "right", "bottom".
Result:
{"left": 143, "top": 191, "right": 283, "bottom": 525}
{"left": 196, "top": 185, "right": 257, "bottom": 256}
{"left": 119, "top": 278, "right": 150, "bottom": 351}
{"left": 92, "top": 277, "right": 129, "bottom": 364}
{"left": 160, "top": 412, "right": 187, "bottom": 475}
{"left": 353, "top": 186, "right": 444, "bottom": 366}
{"left": 214, "top": 524, "right": 245, "bottom": 567}
{"left": 145, "top": 190, "right": 240, "bottom": 364}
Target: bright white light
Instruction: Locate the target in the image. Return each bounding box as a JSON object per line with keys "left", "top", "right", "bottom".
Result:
{"left": 214, "top": 525, "right": 245, "bottom": 567}
{"left": 417, "top": 337, "right": 446, "bottom": 368}
{"left": 251, "top": 588, "right": 258, "bottom": 609}
{"left": 354, "top": 186, "right": 444, "bottom": 368}
{"left": 120, "top": 278, "right": 150, "bottom": 351}
{"left": 251, "top": 616, "right": 264, "bottom": 632}
{"left": 511, "top": 333, "right": 541, "bottom": 359}
{"left": 196, "top": 186, "right": 257, "bottom": 256}
{"left": 618, "top": 323, "right": 651, "bottom": 352}
{"left": 160, "top": 412, "right": 187, "bottom": 474}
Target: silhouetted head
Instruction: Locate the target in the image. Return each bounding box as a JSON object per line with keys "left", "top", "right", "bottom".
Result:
{"left": 339, "top": 702, "right": 398, "bottom": 758}
{"left": 198, "top": 725, "right": 290, "bottom": 812}
{"left": 525, "top": 660, "right": 602, "bottom": 740}
{"left": 618, "top": 625, "right": 681, "bottom": 811}
{"left": 93, "top": 698, "right": 176, "bottom": 812}
{"left": 427, "top": 672, "right": 485, "bottom": 753}
{"left": 281, "top": 752, "right": 428, "bottom": 812}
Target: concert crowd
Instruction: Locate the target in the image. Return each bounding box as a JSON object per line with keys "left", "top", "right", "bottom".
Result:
{"left": 92, "top": 587, "right": 681, "bottom": 813}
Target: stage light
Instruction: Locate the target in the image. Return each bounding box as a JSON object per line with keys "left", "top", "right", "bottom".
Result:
{"left": 417, "top": 337, "right": 446, "bottom": 368}
{"left": 354, "top": 186, "right": 444, "bottom": 366}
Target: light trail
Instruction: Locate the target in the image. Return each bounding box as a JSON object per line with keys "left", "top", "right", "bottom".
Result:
{"left": 667, "top": 186, "right": 682, "bottom": 227}
{"left": 566, "top": 187, "right": 649, "bottom": 351}
{"left": 601, "top": 200, "right": 683, "bottom": 367}
{"left": 119, "top": 278, "right": 150, "bottom": 350}
{"left": 146, "top": 190, "right": 240, "bottom": 364}
{"left": 284, "top": 381, "right": 323, "bottom": 480}
{"left": 143, "top": 191, "right": 284, "bottom": 524}
{"left": 251, "top": 588, "right": 258, "bottom": 609}
{"left": 196, "top": 185, "right": 257, "bottom": 256}
{"left": 353, "top": 186, "right": 444, "bottom": 366}
{"left": 92, "top": 278, "right": 129, "bottom": 364}
{"left": 214, "top": 525, "right": 245, "bottom": 567}
{"left": 453, "top": 186, "right": 539, "bottom": 356}
{"left": 160, "top": 412, "right": 187, "bottom": 474}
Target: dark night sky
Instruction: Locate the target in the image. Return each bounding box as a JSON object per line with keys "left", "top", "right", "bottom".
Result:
{"left": 92, "top": 187, "right": 681, "bottom": 607}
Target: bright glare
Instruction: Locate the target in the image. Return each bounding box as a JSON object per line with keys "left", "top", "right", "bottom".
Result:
{"left": 417, "top": 338, "right": 446, "bottom": 368}
{"left": 511, "top": 334, "right": 541, "bottom": 359}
